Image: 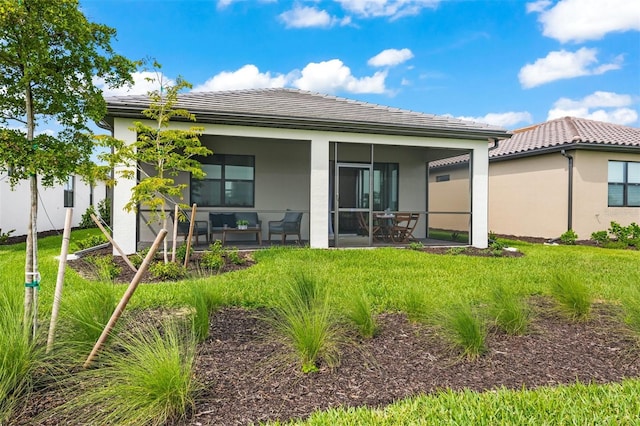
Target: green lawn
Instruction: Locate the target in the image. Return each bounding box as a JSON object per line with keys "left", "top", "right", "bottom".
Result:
{"left": 1, "top": 230, "right": 639, "bottom": 424}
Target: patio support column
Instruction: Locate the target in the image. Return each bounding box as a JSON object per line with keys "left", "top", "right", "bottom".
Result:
{"left": 471, "top": 143, "right": 489, "bottom": 249}
{"left": 111, "top": 118, "right": 137, "bottom": 255}
{"left": 309, "top": 137, "right": 330, "bottom": 248}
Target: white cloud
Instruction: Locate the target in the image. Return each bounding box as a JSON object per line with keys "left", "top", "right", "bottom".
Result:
{"left": 368, "top": 48, "right": 414, "bottom": 67}
{"left": 525, "top": 0, "right": 551, "bottom": 13}
{"left": 192, "top": 65, "right": 288, "bottom": 92}
{"left": 335, "top": 0, "right": 439, "bottom": 20}
{"left": 518, "top": 48, "right": 622, "bottom": 88}
{"left": 94, "top": 71, "right": 174, "bottom": 97}
{"left": 531, "top": 0, "right": 640, "bottom": 43}
{"left": 547, "top": 91, "right": 638, "bottom": 125}
{"left": 292, "top": 59, "right": 387, "bottom": 94}
{"left": 279, "top": 6, "right": 349, "bottom": 28}
{"left": 454, "top": 112, "right": 533, "bottom": 128}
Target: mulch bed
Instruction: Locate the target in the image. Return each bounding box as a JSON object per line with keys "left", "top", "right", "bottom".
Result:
{"left": 188, "top": 300, "right": 639, "bottom": 425}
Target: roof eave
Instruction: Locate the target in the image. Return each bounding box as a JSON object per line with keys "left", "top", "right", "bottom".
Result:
{"left": 490, "top": 142, "right": 640, "bottom": 162}
{"left": 103, "top": 106, "right": 511, "bottom": 141}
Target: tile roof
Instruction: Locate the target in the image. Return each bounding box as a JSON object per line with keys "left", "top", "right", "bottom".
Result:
{"left": 491, "top": 116, "right": 640, "bottom": 159}
{"left": 103, "top": 88, "right": 509, "bottom": 140}
{"left": 429, "top": 116, "right": 640, "bottom": 168}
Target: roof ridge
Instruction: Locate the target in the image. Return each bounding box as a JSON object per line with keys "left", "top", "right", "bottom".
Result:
{"left": 563, "top": 116, "right": 582, "bottom": 143}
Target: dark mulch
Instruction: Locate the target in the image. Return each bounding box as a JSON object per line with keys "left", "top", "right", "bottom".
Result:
{"left": 187, "top": 299, "right": 639, "bottom": 425}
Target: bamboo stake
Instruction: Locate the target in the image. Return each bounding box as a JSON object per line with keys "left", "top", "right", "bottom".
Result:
{"left": 171, "top": 204, "right": 179, "bottom": 263}
{"left": 46, "top": 208, "right": 73, "bottom": 353}
{"left": 183, "top": 203, "right": 197, "bottom": 268}
{"left": 91, "top": 213, "right": 137, "bottom": 273}
{"left": 83, "top": 229, "right": 168, "bottom": 369}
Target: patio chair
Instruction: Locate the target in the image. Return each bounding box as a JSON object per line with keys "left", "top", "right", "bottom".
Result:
{"left": 170, "top": 210, "right": 209, "bottom": 245}
{"left": 268, "top": 211, "right": 303, "bottom": 244}
{"left": 357, "top": 211, "right": 382, "bottom": 240}
{"left": 391, "top": 212, "right": 420, "bottom": 243}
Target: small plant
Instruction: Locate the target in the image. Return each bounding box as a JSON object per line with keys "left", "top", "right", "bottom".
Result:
{"left": 174, "top": 242, "right": 188, "bottom": 264}
{"left": 86, "top": 255, "right": 121, "bottom": 282}
{"left": 345, "top": 292, "right": 378, "bottom": 339}
{"left": 439, "top": 303, "right": 487, "bottom": 360}
{"left": 590, "top": 230, "right": 609, "bottom": 245}
{"left": 74, "top": 234, "right": 108, "bottom": 251}
{"left": 488, "top": 286, "right": 530, "bottom": 335}
{"left": 236, "top": 219, "right": 249, "bottom": 228}
{"left": 0, "top": 228, "right": 15, "bottom": 244}
{"left": 131, "top": 246, "right": 151, "bottom": 269}
{"left": 550, "top": 272, "right": 591, "bottom": 321}
{"left": 403, "top": 287, "right": 429, "bottom": 322}
{"left": 224, "top": 247, "right": 246, "bottom": 265}
{"left": 78, "top": 205, "right": 98, "bottom": 228}
{"left": 408, "top": 241, "right": 424, "bottom": 251}
{"left": 200, "top": 250, "right": 224, "bottom": 271}
{"left": 560, "top": 229, "right": 578, "bottom": 245}
{"left": 58, "top": 322, "right": 200, "bottom": 425}
{"left": 446, "top": 246, "right": 466, "bottom": 256}
{"left": 149, "top": 262, "right": 187, "bottom": 281}
{"left": 607, "top": 221, "right": 640, "bottom": 248}
{"left": 187, "top": 283, "right": 224, "bottom": 343}
{"left": 264, "top": 274, "right": 343, "bottom": 373}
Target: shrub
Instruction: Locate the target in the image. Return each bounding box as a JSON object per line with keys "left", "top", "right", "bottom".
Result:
{"left": 78, "top": 205, "right": 98, "bottom": 229}
{"left": 200, "top": 251, "right": 224, "bottom": 270}
{"left": 57, "top": 322, "right": 199, "bottom": 425}
{"left": 488, "top": 286, "right": 530, "bottom": 335}
{"left": 224, "top": 247, "right": 246, "bottom": 265}
{"left": 131, "top": 247, "right": 151, "bottom": 269}
{"left": 439, "top": 303, "right": 487, "bottom": 360}
{"left": 264, "top": 274, "right": 343, "bottom": 373}
{"left": 74, "top": 234, "right": 108, "bottom": 251}
{"left": 97, "top": 197, "right": 112, "bottom": 227}
{"left": 345, "top": 292, "right": 378, "bottom": 339}
{"left": 446, "top": 247, "right": 466, "bottom": 256}
{"left": 408, "top": 241, "right": 424, "bottom": 251}
{"left": 0, "top": 288, "right": 41, "bottom": 423}
{"left": 149, "top": 262, "right": 187, "bottom": 281}
{"left": 550, "top": 272, "right": 591, "bottom": 321}
{"left": 0, "top": 228, "right": 15, "bottom": 244}
{"left": 560, "top": 229, "right": 578, "bottom": 245}
{"left": 608, "top": 221, "right": 640, "bottom": 245}
{"left": 174, "top": 243, "right": 188, "bottom": 264}
{"left": 590, "top": 230, "right": 609, "bottom": 245}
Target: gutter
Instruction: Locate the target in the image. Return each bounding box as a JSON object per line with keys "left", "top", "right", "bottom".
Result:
{"left": 560, "top": 149, "right": 574, "bottom": 231}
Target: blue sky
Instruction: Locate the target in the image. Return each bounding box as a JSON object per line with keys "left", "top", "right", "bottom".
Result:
{"left": 84, "top": 0, "right": 640, "bottom": 130}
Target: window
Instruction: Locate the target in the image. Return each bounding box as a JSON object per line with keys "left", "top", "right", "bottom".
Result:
{"left": 608, "top": 161, "right": 640, "bottom": 207}
{"left": 372, "top": 163, "right": 398, "bottom": 211}
{"left": 191, "top": 154, "right": 255, "bottom": 207}
{"left": 436, "top": 174, "right": 450, "bottom": 182}
{"left": 63, "top": 176, "right": 74, "bottom": 207}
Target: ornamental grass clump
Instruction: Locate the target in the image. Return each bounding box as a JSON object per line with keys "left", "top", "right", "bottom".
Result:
{"left": 488, "top": 285, "right": 530, "bottom": 335}
{"left": 265, "top": 274, "right": 343, "bottom": 373}
{"left": 55, "top": 321, "right": 200, "bottom": 426}
{"left": 345, "top": 292, "right": 378, "bottom": 339}
{"left": 0, "top": 288, "right": 41, "bottom": 423}
{"left": 188, "top": 283, "right": 223, "bottom": 343}
{"left": 439, "top": 303, "right": 487, "bottom": 360}
{"left": 550, "top": 272, "right": 591, "bottom": 321}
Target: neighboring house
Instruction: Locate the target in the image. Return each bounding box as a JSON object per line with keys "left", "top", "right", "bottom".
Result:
{"left": 99, "top": 88, "right": 510, "bottom": 254}
{"left": 429, "top": 117, "right": 640, "bottom": 240}
{"left": 0, "top": 173, "right": 106, "bottom": 237}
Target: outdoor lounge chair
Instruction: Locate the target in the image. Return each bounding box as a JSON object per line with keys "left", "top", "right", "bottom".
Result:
{"left": 170, "top": 210, "right": 209, "bottom": 245}
{"left": 268, "top": 211, "right": 303, "bottom": 243}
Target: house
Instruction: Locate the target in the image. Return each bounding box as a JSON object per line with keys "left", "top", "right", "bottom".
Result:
{"left": 429, "top": 117, "right": 640, "bottom": 240}
{"left": 0, "top": 173, "right": 106, "bottom": 237}
{"left": 99, "top": 88, "right": 510, "bottom": 253}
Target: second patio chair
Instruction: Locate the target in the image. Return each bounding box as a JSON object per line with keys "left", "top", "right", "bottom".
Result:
{"left": 268, "top": 211, "right": 303, "bottom": 244}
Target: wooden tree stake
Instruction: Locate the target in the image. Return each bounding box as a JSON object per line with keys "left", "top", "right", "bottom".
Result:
{"left": 183, "top": 203, "right": 197, "bottom": 268}
{"left": 91, "top": 213, "right": 137, "bottom": 273}
{"left": 171, "top": 204, "right": 179, "bottom": 263}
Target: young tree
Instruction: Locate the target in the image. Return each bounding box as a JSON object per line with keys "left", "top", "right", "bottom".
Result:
{"left": 98, "top": 68, "right": 212, "bottom": 263}
{"left": 0, "top": 0, "right": 136, "bottom": 333}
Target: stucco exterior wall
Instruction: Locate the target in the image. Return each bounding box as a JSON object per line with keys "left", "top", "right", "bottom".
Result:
{"left": 428, "top": 164, "right": 471, "bottom": 233}
{"left": 0, "top": 174, "right": 106, "bottom": 236}
{"left": 488, "top": 153, "right": 568, "bottom": 239}
{"left": 572, "top": 150, "right": 640, "bottom": 238}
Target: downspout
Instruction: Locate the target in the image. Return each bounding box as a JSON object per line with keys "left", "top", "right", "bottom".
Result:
{"left": 560, "top": 149, "right": 573, "bottom": 231}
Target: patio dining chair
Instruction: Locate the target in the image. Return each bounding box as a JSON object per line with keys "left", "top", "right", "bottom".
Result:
{"left": 268, "top": 211, "right": 303, "bottom": 244}
{"left": 170, "top": 210, "right": 209, "bottom": 246}
{"left": 357, "top": 212, "right": 382, "bottom": 239}
{"left": 391, "top": 212, "right": 420, "bottom": 243}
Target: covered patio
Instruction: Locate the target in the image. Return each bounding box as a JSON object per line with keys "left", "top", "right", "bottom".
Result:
{"left": 101, "top": 89, "right": 509, "bottom": 254}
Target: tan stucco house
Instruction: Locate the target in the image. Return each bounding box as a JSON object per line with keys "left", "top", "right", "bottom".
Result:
{"left": 429, "top": 117, "right": 640, "bottom": 240}
{"left": 99, "top": 88, "right": 510, "bottom": 253}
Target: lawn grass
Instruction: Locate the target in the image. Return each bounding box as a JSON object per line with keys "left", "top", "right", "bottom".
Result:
{"left": 1, "top": 231, "right": 640, "bottom": 423}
